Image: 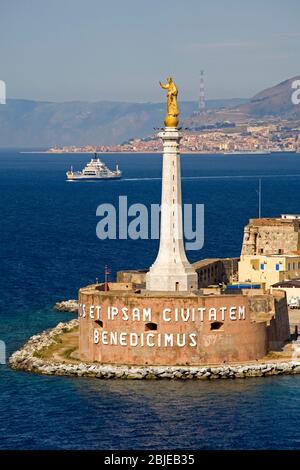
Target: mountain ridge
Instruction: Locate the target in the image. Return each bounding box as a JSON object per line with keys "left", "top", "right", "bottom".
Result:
{"left": 1, "top": 75, "right": 300, "bottom": 148}
{"left": 0, "top": 98, "right": 246, "bottom": 148}
{"left": 187, "top": 75, "right": 300, "bottom": 127}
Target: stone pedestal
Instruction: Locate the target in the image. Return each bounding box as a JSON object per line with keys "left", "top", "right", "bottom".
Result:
{"left": 146, "top": 127, "right": 197, "bottom": 292}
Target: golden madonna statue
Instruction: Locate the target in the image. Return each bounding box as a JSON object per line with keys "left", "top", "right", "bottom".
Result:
{"left": 159, "top": 76, "right": 179, "bottom": 127}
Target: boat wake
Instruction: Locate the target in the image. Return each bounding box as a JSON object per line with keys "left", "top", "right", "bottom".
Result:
{"left": 66, "top": 174, "right": 300, "bottom": 183}
{"left": 121, "top": 174, "right": 300, "bottom": 182}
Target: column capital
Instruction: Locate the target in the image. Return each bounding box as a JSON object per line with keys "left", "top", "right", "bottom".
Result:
{"left": 158, "top": 127, "right": 183, "bottom": 140}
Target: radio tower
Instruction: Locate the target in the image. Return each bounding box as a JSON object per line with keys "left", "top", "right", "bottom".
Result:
{"left": 198, "top": 70, "right": 205, "bottom": 114}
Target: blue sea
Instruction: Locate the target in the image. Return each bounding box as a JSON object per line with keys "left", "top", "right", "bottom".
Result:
{"left": 1, "top": 149, "right": 300, "bottom": 450}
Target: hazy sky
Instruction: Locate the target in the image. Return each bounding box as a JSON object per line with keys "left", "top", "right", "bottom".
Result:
{"left": 1, "top": 0, "right": 300, "bottom": 102}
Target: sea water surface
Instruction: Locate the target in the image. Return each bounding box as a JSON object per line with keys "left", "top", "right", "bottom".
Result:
{"left": 1, "top": 149, "right": 300, "bottom": 449}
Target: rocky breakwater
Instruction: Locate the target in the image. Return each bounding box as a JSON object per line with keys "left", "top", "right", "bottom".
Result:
{"left": 53, "top": 299, "right": 78, "bottom": 313}
{"left": 9, "top": 320, "right": 300, "bottom": 379}
{"left": 9, "top": 319, "right": 79, "bottom": 374}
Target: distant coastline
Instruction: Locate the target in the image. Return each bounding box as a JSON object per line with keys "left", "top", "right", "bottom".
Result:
{"left": 20, "top": 150, "right": 300, "bottom": 155}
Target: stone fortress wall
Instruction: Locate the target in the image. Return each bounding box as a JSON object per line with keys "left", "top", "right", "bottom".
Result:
{"left": 241, "top": 216, "right": 300, "bottom": 256}
{"left": 79, "top": 283, "right": 290, "bottom": 366}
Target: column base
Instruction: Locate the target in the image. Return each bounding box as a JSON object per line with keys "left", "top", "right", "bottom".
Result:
{"left": 146, "top": 271, "right": 198, "bottom": 292}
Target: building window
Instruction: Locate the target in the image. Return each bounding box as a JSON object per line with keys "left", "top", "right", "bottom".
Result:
{"left": 278, "top": 249, "right": 283, "bottom": 254}
{"left": 210, "top": 321, "right": 224, "bottom": 331}
{"left": 288, "top": 263, "right": 291, "bottom": 270}
{"left": 260, "top": 263, "right": 265, "bottom": 270}
{"left": 145, "top": 322, "right": 157, "bottom": 331}
{"left": 259, "top": 249, "right": 264, "bottom": 254}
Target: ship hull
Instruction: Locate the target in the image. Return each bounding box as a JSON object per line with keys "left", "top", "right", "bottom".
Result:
{"left": 67, "top": 175, "right": 122, "bottom": 181}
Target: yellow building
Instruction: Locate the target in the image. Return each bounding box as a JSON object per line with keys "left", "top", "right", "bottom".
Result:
{"left": 238, "top": 254, "right": 300, "bottom": 289}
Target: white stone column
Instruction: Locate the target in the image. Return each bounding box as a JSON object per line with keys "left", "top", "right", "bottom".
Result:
{"left": 146, "top": 127, "right": 197, "bottom": 292}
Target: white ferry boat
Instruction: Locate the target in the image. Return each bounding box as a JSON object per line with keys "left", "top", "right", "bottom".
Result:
{"left": 66, "top": 153, "right": 122, "bottom": 181}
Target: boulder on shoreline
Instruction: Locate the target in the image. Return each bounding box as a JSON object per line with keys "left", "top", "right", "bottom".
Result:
{"left": 53, "top": 300, "right": 78, "bottom": 313}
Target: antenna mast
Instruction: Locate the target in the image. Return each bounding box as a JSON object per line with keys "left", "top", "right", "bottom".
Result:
{"left": 104, "top": 265, "right": 111, "bottom": 292}
{"left": 199, "top": 70, "right": 206, "bottom": 114}
{"left": 258, "top": 178, "right": 262, "bottom": 218}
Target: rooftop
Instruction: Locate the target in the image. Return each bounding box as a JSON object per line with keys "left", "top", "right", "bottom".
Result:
{"left": 192, "top": 257, "right": 239, "bottom": 269}
{"left": 249, "top": 217, "right": 297, "bottom": 226}
{"left": 272, "top": 279, "right": 300, "bottom": 288}
{"left": 193, "top": 258, "right": 220, "bottom": 269}
{"left": 241, "top": 253, "right": 300, "bottom": 259}
{"left": 281, "top": 214, "right": 300, "bottom": 219}
{"left": 79, "top": 283, "right": 244, "bottom": 299}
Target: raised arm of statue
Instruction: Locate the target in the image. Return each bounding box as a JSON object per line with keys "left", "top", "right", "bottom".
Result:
{"left": 159, "top": 81, "right": 169, "bottom": 90}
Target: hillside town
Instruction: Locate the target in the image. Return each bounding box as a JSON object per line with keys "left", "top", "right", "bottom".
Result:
{"left": 48, "top": 121, "right": 300, "bottom": 154}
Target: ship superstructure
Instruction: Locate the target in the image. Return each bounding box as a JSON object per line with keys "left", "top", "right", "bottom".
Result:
{"left": 66, "top": 153, "right": 121, "bottom": 180}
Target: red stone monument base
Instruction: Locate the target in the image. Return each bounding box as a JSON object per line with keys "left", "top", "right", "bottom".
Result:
{"left": 79, "top": 284, "right": 272, "bottom": 366}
